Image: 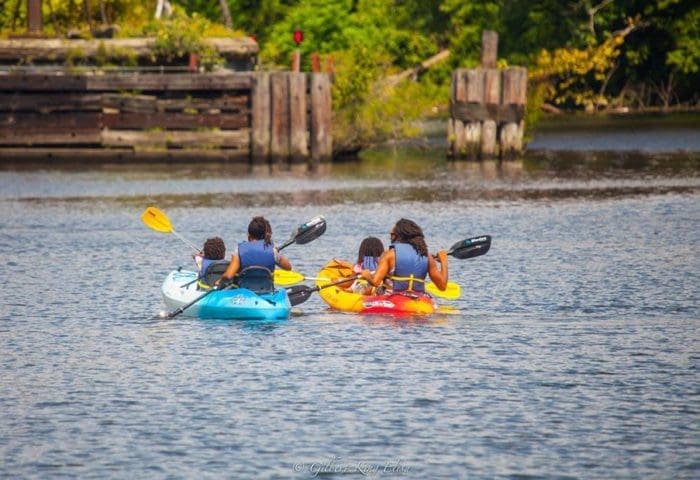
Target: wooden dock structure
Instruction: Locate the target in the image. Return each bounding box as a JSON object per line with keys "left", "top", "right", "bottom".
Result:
{"left": 449, "top": 31, "right": 528, "bottom": 160}
{"left": 0, "top": 70, "right": 332, "bottom": 166}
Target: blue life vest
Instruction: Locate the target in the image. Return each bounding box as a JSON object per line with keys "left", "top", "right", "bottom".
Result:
{"left": 392, "top": 243, "right": 428, "bottom": 292}
{"left": 199, "top": 258, "right": 226, "bottom": 279}
{"left": 362, "top": 256, "right": 378, "bottom": 272}
{"left": 238, "top": 240, "right": 276, "bottom": 271}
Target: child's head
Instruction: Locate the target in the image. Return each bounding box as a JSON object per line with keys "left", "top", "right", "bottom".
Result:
{"left": 202, "top": 237, "right": 226, "bottom": 260}
{"left": 357, "top": 236, "right": 384, "bottom": 264}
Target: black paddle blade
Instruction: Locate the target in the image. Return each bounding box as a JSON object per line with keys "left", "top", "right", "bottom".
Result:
{"left": 286, "top": 284, "right": 316, "bottom": 306}
{"left": 278, "top": 216, "right": 327, "bottom": 250}
{"left": 447, "top": 235, "right": 491, "bottom": 259}
{"left": 293, "top": 216, "right": 326, "bottom": 245}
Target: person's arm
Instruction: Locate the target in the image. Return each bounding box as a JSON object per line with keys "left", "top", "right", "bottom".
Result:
{"left": 216, "top": 253, "right": 240, "bottom": 285}
{"left": 427, "top": 250, "right": 448, "bottom": 290}
{"left": 361, "top": 249, "right": 394, "bottom": 287}
{"left": 274, "top": 248, "right": 292, "bottom": 270}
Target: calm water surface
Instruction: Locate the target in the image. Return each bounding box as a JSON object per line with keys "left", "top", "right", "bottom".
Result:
{"left": 1, "top": 147, "right": 699, "bottom": 479}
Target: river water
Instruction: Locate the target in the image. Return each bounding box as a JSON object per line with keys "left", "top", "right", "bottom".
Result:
{"left": 1, "top": 136, "right": 699, "bottom": 478}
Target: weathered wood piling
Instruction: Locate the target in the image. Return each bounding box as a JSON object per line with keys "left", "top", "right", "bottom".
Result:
{"left": 0, "top": 70, "right": 332, "bottom": 166}
{"left": 449, "top": 31, "right": 527, "bottom": 160}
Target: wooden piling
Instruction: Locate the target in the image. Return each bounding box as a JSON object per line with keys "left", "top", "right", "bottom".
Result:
{"left": 310, "top": 73, "right": 332, "bottom": 165}
{"left": 481, "top": 31, "right": 498, "bottom": 69}
{"left": 481, "top": 68, "right": 501, "bottom": 158}
{"left": 270, "top": 72, "right": 291, "bottom": 163}
{"left": 449, "top": 31, "right": 527, "bottom": 160}
{"left": 289, "top": 72, "right": 308, "bottom": 164}
{"left": 251, "top": 72, "right": 271, "bottom": 164}
{"left": 450, "top": 69, "right": 467, "bottom": 157}
{"left": 464, "top": 69, "right": 485, "bottom": 159}
{"left": 500, "top": 67, "right": 527, "bottom": 158}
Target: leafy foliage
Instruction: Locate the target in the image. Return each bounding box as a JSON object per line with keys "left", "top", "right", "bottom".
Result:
{"left": 142, "top": 7, "right": 224, "bottom": 69}
{"left": 0, "top": 0, "right": 697, "bottom": 143}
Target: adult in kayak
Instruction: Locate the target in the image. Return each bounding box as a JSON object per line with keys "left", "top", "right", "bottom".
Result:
{"left": 216, "top": 216, "right": 292, "bottom": 289}
{"left": 360, "top": 218, "right": 448, "bottom": 293}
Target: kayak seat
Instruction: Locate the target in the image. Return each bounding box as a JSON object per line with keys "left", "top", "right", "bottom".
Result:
{"left": 237, "top": 266, "right": 275, "bottom": 294}
{"left": 199, "top": 261, "right": 230, "bottom": 289}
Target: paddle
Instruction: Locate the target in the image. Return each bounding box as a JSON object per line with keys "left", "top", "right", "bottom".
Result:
{"left": 286, "top": 275, "right": 360, "bottom": 307}
{"left": 141, "top": 206, "right": 200, "bottom": 252}
{"left": 143, "top": 207, "right": 327, "bottom": 255}
{"left": 439, "top": 235, "right": 491, "bottom": 260}
{"left": 423, "top": 235, "right": 491, "bottom": 299}
{"left": 273, "top": 269, "right": 305, "bottom": 285}
{"left": 143, "top": 209, "right": 327, "bottom": 318}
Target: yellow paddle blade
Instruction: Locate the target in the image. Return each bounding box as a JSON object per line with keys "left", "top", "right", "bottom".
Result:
{"left": 274, "top": 269, "right": 305, "bottom": 286}
{"left": 426, "top": 281, "right": 461, "bottom": 300}
{"left": 141, "top": 206, "right": 173, "bottom": 234}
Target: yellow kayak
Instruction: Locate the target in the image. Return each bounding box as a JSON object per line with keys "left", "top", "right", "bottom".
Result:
{"left": 315, "top": 260, "right": 437, "bottom": 315}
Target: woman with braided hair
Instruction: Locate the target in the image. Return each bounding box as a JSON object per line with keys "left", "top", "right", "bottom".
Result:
{"left": 360, "top": 218, "right": 448, "bottom": 293}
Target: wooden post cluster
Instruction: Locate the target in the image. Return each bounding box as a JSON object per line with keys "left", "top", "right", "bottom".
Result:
{"left": 0, "top": 71, "right": 332, "bottom": 165}
{"left": 251, "top": 72, "right": 332, "bottom": 167}
{"left": 449, "top": 31, "right": 527, "bottom": 160}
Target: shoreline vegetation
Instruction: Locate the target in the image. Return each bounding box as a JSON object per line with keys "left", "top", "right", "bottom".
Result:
{"left": 1, "top": 1, "right": 698, "bottom": 153}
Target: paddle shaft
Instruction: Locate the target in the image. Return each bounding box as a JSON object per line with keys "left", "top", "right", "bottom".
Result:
{"left": 287, "top": 275, "right": 359, "bottom": 306}
{"left": 167, "top": 286, "right": 221, "bottom": 318}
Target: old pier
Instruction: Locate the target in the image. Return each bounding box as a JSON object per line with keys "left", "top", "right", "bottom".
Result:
{"left": 0, "top": 37, "right": 332, "bottom": 167}
{"left": 449, "top": 31, "right": 528, "bottom": 160}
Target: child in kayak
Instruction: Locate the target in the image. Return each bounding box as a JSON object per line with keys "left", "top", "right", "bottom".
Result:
{"left": 194, "top": 236, "right": 227, "bottom": 288}
{"left": 347, "top": 236, "right": 385, "bottom": 295}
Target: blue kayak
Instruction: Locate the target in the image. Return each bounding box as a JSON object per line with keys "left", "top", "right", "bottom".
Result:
{"left": 161, "top": 270, "right": 291, "bottom": 320}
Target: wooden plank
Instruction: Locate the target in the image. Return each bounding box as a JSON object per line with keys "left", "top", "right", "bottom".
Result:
{"left": 310, "top": 73, "right": 332, "bottom": 164}
{"left": 0, "top": 130, "right": 101, "bottom": 145}
{"left": 289, "top": 72, "right": 308, "bottom": 164}
{"left": 157, "top": 94, "right": 249, "bottom": 113}
{"left": 101, "top": 129, "right": 250, "bottom": 148}
{"left": 270, "top": 72, "right": 290, "bottom": 163}
{"left": 0, "top": 93, "right": 103, "bottom": 112}
{"left": 0, "top": 74, "right": 88, "bottom": 91}
{"left": 481, "top": 31, "right": 498, "bottom": 69}
{"left": 0, "top": 37, "right": 258, "bottom": 63}
{"left": 0, "top": 112, "right": 102, "bottom": 130}
{"left": 86, "top": 73, "right": 254, "bottom": 91}
{"left": 0, "top": 73, "right": 254, "bottom": 92}
{"left": 0, "top": 147, "right": 251, "bottom": 163}
{"left": 101, "top": 94, "right": 158, "bottom": 113}
{"left": 102, "top": 112, "right": 248, "bottom": 130}
{"left": 251, "top": 72, "right": 271, "bottom": 164}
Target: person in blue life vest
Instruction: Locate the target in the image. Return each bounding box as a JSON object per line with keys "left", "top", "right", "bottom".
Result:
{"left": 347, "top": 236, "right": 385, "bottom": 295}
{"left": 360, "top": 218, "right": 448, "bottom": 293}
{"left": 193, "top": 236, "right": 226, "bottom": 279}
{"left": 216, "top": 216, "right": 292, "bottom": 286}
